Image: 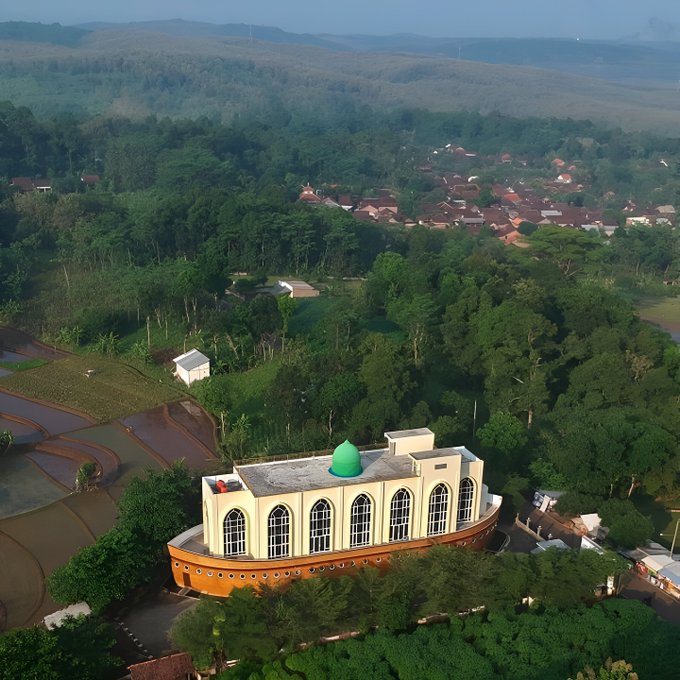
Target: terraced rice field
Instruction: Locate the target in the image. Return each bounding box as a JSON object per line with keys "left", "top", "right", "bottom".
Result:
{"left": 0, "top": 355, "right": 184, "bottom": 422}
{"left": 67, "top": 424, "right": 163, "bottom": 501}
{"left": 0, "top": 390, "right": 91, "bottom": 435}
{"left": 0, "top": 327, "right": 67, "bottom": 361}
{"left": 120, "top": 402, "right": 218, "bottom": 471}
{"left": 0, "top": 415, "right": 43, "bottom": 444}
{"left": 167, "top": 400, "right": 217, "bottom": 452}
{"left": 0, "top": 455, "right": 68, "bottom": 515}
{"left": 0, "top": 494, "right": 117, "bottom": 628}
{"left": 24, "top": 451, "right": 81, "bottom": 489}
{"left": 0, "top": 327, "right": 220, "bottom": 630}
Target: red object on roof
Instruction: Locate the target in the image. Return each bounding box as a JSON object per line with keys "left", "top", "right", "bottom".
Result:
{"left": 216, "top": 480, "right": 228, "bottom": 493}
{"left": 129, "top": 653, "right": 194, "bottom": 680}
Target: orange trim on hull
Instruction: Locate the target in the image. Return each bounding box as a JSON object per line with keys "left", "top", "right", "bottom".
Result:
{"left": 169, "top": 504, "right": 500, "bottom": 597}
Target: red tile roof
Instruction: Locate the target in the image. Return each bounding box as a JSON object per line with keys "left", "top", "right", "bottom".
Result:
{"left": 129, "top": 653, "right": 194, "bottom": 680}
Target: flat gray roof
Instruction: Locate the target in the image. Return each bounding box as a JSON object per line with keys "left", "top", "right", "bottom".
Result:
{"left": 385, "top": 428, "right": 433, "bottom": 439}
{"left": 174, "top": 349, "right": 209, "bottom": 371}
{"left": 236, "top": 448, "right": 416, "bottom": 497}
{"left": 409, "top": 447, "right": 460, "bottom": 460}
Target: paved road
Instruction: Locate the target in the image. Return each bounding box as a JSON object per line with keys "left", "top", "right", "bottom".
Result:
{"left": 121, "top": 590, "right": 197, "bottom": 658}
{"left": 619, "top": 572, "right": 680, "bottom": 625}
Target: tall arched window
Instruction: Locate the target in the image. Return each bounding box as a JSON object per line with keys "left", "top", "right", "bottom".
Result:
{"left": 224, "top": 508, "right": 246, "bottom": 557}
{"left": 427, "top": 483, "right": 449, "bottom": 536}
{"left": 389, "top": 488, "right": 411, "bottom": 542}
{"left": 457, "top": 478, "right": 474, "bottom": 525}
{"left": 310, "top": 499, "right": 332, "bottom": 554}
{"left": 268, "top": 505, "right": 290, "bottom": 559}
{"left": 350, "top": 494, "right": 372, "bottom": 548}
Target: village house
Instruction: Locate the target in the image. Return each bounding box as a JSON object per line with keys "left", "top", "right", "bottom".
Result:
{"left": 173, "top": 349, "right": 210, "bottom": 386}
{"left": 80, "top": 174, "right": 101, "bottom": 189}
{"left": 298, "top": 183, "right": 322, "bottom": 204}
{"left": 276, "top": 279, "right": 320, "bottom": 299}
{"left": 10, "top": 177, "right": 52, "bottom": 193}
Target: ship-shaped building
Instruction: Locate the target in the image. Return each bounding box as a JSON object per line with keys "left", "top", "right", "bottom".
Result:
{"left": 168, "top": 428, "right": 501, "bottom": 596}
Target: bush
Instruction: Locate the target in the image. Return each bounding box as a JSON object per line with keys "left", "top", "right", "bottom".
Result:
{"left": 75, "top": 461, "right": 98, "bottom": 491}
{"left": 0, "top": 615, "right": 121, "bottom": 679}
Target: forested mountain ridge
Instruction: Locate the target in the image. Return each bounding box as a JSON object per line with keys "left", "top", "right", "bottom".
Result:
{"left": 0, "top": 21, "right": 89, "bottom": 47}
{"left": 76, "top": 20, "right": 680, "bottom": 85}
{"left": 1, "top": 23, "right": 680, "bottom": 132}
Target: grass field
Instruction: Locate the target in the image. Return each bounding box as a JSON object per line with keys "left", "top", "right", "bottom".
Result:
{"left": 634, "top": 296, "right": 680, "bottom": 342}
{"left": 0, "top": 355, "right": 184, "bottom": 422}
{"left": 635, "top": 296, "right": 680, "bottom": 326}
{"left": 288, "top": 297, "right": 335, "bottom": 337}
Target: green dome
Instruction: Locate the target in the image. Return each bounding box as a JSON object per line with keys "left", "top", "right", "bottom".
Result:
{"left": 329, "top": 440, "right": 363, "bottom": 477}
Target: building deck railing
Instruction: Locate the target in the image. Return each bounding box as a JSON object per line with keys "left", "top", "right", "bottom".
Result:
{"left": 233, "top": 443, "right": 380, "bottom": 467}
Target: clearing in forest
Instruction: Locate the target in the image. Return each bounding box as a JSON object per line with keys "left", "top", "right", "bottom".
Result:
{"left": 636, "top": 295, "right": 680, "bottom": 342}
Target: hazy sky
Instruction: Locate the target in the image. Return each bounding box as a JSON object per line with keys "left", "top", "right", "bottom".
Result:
{"left": 1, "top": 1, "right": 679, "bottom": 39}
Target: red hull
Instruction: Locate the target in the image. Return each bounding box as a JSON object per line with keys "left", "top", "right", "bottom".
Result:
{"left": 169, "top": 503, "right": 500, "bottom": 596}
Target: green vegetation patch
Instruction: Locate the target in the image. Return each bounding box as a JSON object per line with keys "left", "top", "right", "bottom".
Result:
{"left": 208, "top": 359, "right": 281, "bottom": 419}
{"left": 288, "top": 297, "right": 334, "bottom": 336}
{"left": 0, "top": 358, "right": 48, "bottom": 372}
{"left": 0, "top": 355, "right": 182, "bottom": 422}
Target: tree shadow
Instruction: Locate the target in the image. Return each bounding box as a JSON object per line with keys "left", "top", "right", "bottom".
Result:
{"left": 632, "top": 493, "right": 673, "bottom": 537}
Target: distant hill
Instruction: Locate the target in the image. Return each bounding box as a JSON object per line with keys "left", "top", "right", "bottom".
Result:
{"left": 0, "top": 23, "right": 679, "bottom": 134}
{"left": 0, "top": 21, "right": 89, "bottom": 48}
{"left": 323, "top": 35, "right": 680, "bottom": 84}
{"left": 74, "top": 20, "right": 680, "bottom": 84}
{"left": 77, "top": 19, "right": 348, "bottom": 51}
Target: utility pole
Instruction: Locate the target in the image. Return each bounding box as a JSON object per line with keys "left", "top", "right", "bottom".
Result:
{"left": 670, "top": 518, "right": 679, "bottom": 558}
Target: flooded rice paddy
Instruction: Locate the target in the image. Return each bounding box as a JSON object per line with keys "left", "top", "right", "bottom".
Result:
{"left": 0, "top": 350, "right": 30, "bottom": 364}
{"left": 0, "top": 391, "right": 91, "bottom": 435}
{"left": 0, "top": 329, "right": 220, "bottom": 629}
{"left": 0, "top": 327, "right": 67, "bottom": 361}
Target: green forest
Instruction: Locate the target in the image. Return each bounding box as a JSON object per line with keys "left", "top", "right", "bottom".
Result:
{"left": 4, "top": 91, "right": 680, "bottom": 678}
{"left": 2, "top": 100, "right": 680, "bottom": 535}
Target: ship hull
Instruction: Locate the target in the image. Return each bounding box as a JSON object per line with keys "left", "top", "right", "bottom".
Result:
{"left": 168, "top": 503, "right": 500, "bottom": 597}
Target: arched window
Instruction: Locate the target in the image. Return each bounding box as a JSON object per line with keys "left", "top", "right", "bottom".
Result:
{"left": 389, "top": 488, "right": 411, "bottom": 542}
{"left": 268, "top": 505, "right": 290, "bottom": 559}
{"left": 350, "top": 494, "right": 372, "bottom": 548}
{"left": 224, "top": 509, "right": 246, "bottom": 557}
{"left": 457, "top": 478, "right": 474, "bottom": 525}
{"left": 310, "top": 499, "right": 332, "bottom": 554}
{"left": 427, "top": 483, "right": 449, "bottom": 536}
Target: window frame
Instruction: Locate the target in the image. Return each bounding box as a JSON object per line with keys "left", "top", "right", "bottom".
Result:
{"left": 349, "top": 493, "right": 372, "bottom": 548}
{"left": 223, "top": 508, "right": 246, "bottom": 557}
{"left": 310, "top": 498, "right": 332, "bottom": 554}
{"left": 389, "top": 488, "right": 411, "bottom": 542}
{"left": 427, "top": 483, "right": 449, "bottom": 536}
{"left": 457, "top": 478, "right": 475, "bottom": 525}
{"left": 268, "top": 504, "right": 291, "bottom": 559}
